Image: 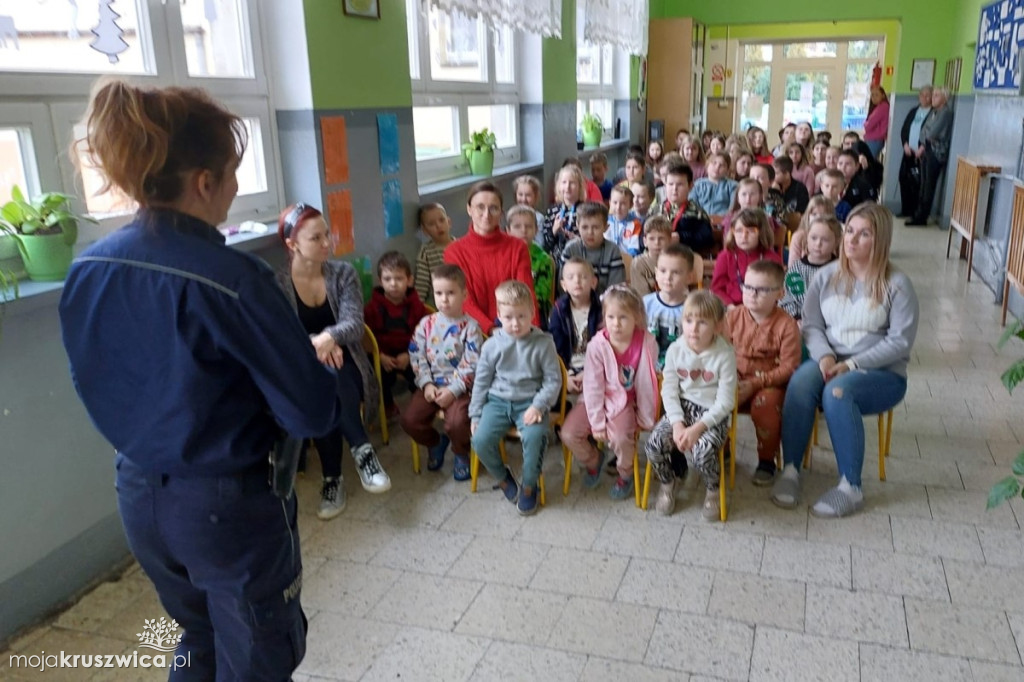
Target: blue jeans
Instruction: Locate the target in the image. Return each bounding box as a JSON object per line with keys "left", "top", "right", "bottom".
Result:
{"left": 471, "top": 397, "right": 547, "bottom": 489}
{"left": 781, "top": 360, "right": 907, "bottom": 487}
{"left": 866, "top": 139, "right": 884, "bottom": 159}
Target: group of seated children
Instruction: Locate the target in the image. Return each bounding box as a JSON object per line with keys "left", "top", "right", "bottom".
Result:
{"left": 367, "top": 130, "right": 857, "bottom": 519}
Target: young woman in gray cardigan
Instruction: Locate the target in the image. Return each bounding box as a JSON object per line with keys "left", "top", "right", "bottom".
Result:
{"left": 772, "top": 203, "right": 919, "bottom": 518}
{"left": 275, "top": 204, "right": 390, "bottom": 519}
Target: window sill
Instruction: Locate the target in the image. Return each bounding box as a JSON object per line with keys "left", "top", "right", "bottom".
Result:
{"left": 2, "top": 224, "right": 278, "bottom": 318}
{"left": 418, "top": 160, "right": 545, "bottom": 200}
{"left": 579, "top": 137, "right": 630, "bottom": 155}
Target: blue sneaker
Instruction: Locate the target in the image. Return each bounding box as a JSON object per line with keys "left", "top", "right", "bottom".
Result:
{"left": 496, "top": 469, "right": 518, "bottom": 503}
{"left": 427, "top": 434, "right": 450, "bottom": 471}
{"left": 582, "top": 451, "right": 605, "bottom": 489}
{"left": 609, "top": 476, "right": 634, "bottom": 500}
{"left": 517, "top": 484, "right": 539, "bottom": 516}
{"left": 452, "top": 453, "right": 470, "bottom": 481}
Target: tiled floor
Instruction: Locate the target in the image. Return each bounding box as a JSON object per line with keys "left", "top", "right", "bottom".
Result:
{"left": 4, "top": 221, "right": 1024, "bottom": 681}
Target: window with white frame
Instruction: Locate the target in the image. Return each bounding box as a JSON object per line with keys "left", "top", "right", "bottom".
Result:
{"left": 576, "top": 8, "right": 616, "bottom": 136}
{"left": 406, "top": 0, "right": 521, "bottom": 183}
{"left": 0, "top": 0, "right": 279, "bottom": 240}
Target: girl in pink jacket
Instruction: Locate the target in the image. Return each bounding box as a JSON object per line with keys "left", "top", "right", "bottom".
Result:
{"left": 560, "top": 285, "right": 660, "bottom": 500}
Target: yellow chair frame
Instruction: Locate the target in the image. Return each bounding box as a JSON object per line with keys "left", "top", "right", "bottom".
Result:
{"left": 469, "top": 357, "right": 569, "bottom": 507}
{"left": 362, "top": 324, "right": 389, "bottom": 446}
{"left": 804, "top": 408, "right": 896, "bottom": 481}
{"left": 641, "top": 385, "right": 739, "bottom": 522}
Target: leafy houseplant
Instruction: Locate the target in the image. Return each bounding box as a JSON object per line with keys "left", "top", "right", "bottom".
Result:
{"left": 581, "top": 112, "right": 603, "bottom": 148}
{"left": 462, "top": 128, "right": 497, "bottom": 177}
{"left": 987, "top": 319, "right": 1024, "bottom": 509}
{"left": 0, "top": 186, "right": 94, "bottom": 282}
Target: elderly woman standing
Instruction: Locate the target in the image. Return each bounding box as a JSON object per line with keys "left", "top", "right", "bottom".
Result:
{"left": 863, "top": 86, "right": 891, "bottom": 158}
{"left": 907, "top": 87, "right": 954, "bottom": 226}
{"left": 897, "top": 86, "right": 933, "bottom": 218}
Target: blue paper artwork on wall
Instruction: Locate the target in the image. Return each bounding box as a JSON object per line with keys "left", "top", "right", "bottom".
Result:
{"left": 975, "top": 0, "right": 1024, "bottom": 91}
{"left": 377, "top": 113, "right": 401, "bottom": 176}
{"left": 382, "top": 179, "right": 403, "bottom": 238}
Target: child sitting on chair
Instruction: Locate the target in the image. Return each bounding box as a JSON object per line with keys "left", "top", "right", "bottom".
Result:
{"left": 549, "top": 258, "right": 602, "bottom": 394}
{"left": 646, "top": 291, "right": 736, "bottom": 520}
{"left": 561, "top": 285, "right": 659, "bottom": 500}
{"left": 365, "top": 251, "right": 429, "bottom": 417}
{"left": 726, "top": 261, "right": 801, "bottom": 486}
{"left": 470, "top": 280, "right": 562, "bottom": 516}
{"left": 507, "top": 204, "right": 555, "bottom": 326}
{"left": 403, "top": 264, "right": 484, "bottom": 481}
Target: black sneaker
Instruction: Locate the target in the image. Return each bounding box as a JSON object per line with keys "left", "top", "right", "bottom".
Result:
{"left": 752, "top": 460, "right": 776, "bottom": 487}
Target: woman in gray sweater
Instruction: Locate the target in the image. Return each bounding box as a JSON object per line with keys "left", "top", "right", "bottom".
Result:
{"left": 772, "top": 203, "right": 919, "bottom": 517}
{"left": 275, "top": 204, "right": 391, "bottom": 519}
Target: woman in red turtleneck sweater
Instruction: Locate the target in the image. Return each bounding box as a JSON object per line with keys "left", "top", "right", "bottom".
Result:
{"left": 444, "top": 181, "right": 537, "bottom": 333}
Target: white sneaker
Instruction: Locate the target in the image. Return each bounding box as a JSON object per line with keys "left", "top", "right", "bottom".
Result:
{"left": 655, "top": 480, "right": 676, "bottom": 516}
{"left": 318, "top": 477, "right": 346, "bottom": 520}
{"left": 354, "top": 444, "right": 391, "bottom": 493}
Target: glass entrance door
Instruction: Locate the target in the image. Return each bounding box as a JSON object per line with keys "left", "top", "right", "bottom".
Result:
{"left": 775, "top": 69, "right": 834, "bottom": 139}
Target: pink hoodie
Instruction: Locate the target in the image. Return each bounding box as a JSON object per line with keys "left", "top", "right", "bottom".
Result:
{"left": 582, "top": 329, "right": 660, "bottom": 432}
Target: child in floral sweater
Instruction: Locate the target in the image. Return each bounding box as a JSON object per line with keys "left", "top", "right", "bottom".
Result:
{"left": 403, "top": 264, "right": 484, "bottom": 480}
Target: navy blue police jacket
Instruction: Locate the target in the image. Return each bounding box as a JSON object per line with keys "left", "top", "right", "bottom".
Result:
{"left": 59, "top": 208, "right": 339, "bottom": 477}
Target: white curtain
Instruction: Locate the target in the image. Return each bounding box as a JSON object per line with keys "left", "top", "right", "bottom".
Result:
{"left": 427, "top": 0, "right": 562, "bottom": 38}
{"left": 582, "top": 0, "right": 648, "bottom": 56}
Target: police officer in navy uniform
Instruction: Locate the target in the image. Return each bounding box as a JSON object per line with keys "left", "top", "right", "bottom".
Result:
{"left": 59, "top": 80, "right": 339, "bottom": 680}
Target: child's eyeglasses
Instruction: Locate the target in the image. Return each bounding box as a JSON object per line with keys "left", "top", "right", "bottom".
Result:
{"left": 741, "top": 284, "right": 781, "bottom": 296}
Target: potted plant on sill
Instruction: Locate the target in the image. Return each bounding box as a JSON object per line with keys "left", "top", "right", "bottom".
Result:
{"left": 0, "top": 186, "right": 94, "bottom": 282}
{"left": 581, "top": 112, "right": 603, "bottom": 148}
{"left": 462, "top": 128, "right": 497, "bottom": 177}
{"left": 987, "top": 319, "right": 1024, "bottom": 509}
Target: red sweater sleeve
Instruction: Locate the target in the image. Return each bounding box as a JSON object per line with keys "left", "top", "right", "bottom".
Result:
{"left": 711, "top": 250, "right": 738, "bottom": 305}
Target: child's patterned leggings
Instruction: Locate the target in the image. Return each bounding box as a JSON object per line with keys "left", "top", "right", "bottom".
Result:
{"left": 645, "top": 400, "right": 729, "bottom": 490}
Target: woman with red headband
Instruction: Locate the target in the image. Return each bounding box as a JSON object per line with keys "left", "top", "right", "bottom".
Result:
{"left": 275, "top": 203, "right": 391, "bottom": 519}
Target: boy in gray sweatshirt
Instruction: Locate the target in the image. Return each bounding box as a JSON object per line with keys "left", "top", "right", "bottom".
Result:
{"left": 470, "top": 280, "right": 562, "bottom": 515}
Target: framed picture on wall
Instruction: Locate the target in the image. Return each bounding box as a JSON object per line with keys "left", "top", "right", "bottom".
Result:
{"left": 911, "top": 59, "right": 936, "bottom": 89}
{"left": 343, "top": 0, "right": 380, "bottom": 19}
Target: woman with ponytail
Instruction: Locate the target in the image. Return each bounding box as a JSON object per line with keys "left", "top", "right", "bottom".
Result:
{"left": 59, "top": 79, "right": 339, "bottom": 681}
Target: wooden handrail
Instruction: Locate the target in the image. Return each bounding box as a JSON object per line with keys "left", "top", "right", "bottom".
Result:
{"left": 946, "top": 157, "right": 1001, "bottom": 282}
{"left": 1002, "top": 181, "right": 1024, "bottom": 326}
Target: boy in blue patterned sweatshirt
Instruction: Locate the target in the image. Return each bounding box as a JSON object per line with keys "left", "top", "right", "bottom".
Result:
{"left": 470, "top": 280, "right": 562, "bottom": 515}
{"left": 604, "top": 185, "right": 644, "bottom": 256}
{"left": 403, "top": 264, "right": 484, "bottom": 481}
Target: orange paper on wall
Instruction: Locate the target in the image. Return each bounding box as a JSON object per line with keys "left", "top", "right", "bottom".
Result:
{"left": 321, "top": 116, "right": 350, "bottom": 185}
{"left": 327, "top": 190, "right": 354, "bottom": 256}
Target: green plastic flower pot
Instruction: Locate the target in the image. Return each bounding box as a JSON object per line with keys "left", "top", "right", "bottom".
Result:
{"left": 583, "top": 129, "right": 603, "bottom": 148}
{"left": 469, "top": 149, "right": 494, "bottom": 177}
{"left": 19, "top": 232, "right": 74, "bottom": 281}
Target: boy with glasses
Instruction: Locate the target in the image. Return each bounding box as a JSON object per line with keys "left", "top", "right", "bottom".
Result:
{"left": 725, "top": 260, "right": 801, "bottom": 486}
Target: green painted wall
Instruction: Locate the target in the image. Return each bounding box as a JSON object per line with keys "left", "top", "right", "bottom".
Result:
{"left": 954, "top": 0, "right": 985, "bottom": 93}
{"left": 542, "top": 0, "right": 577, "bottom": 103}
{"left": 655, "top": 0, "right": 962, "bottom": 93}
{"left": 303, "top": 0, "right": 413, "bottom": 109}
